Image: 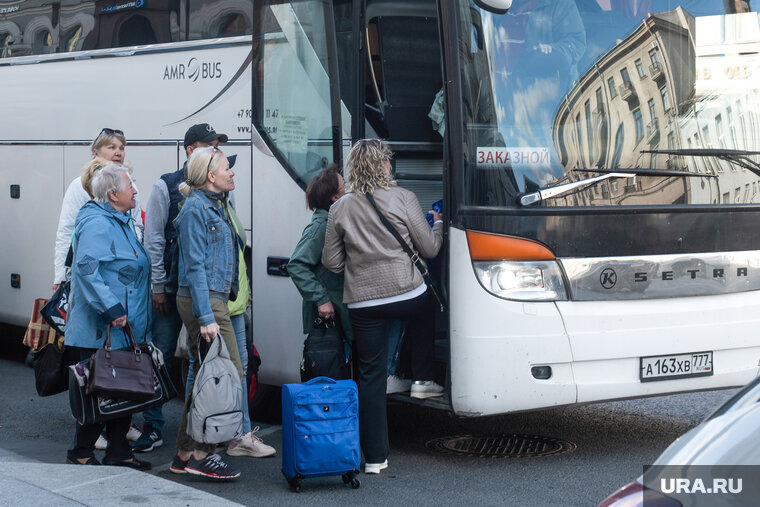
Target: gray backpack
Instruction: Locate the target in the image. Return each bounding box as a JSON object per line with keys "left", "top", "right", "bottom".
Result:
{"left": 188, "top": 335, "right": 244, "bottom": 443}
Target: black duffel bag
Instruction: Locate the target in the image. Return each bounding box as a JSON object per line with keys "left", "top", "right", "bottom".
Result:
{"left": 300, "top": 317, "right": 350, "bottom": 382}
{"left": 69, "top": 342, "right": 177, "bottom": 425}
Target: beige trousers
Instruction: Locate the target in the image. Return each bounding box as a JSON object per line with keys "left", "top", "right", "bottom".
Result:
{"left": 175, "top": 295, "right": 242, "bottom": 453}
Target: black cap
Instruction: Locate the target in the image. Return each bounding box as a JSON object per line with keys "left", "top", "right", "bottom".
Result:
{"left": 183, "top": 123, "right": 229, "bottom": 148}
{"left": 227, "top": 154, "right": 237, "bottom": 169}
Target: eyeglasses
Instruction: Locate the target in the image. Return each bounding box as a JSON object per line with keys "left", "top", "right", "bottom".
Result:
{"left": 206, "top": 147, "right": 220, "bottom": 172}
{"left": 99, "top": 127, "right": 124, "bottom": 137}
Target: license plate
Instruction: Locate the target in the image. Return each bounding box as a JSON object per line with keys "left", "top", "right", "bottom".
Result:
{"left": 640, "top": 351, "right": 713, "bottom": 382}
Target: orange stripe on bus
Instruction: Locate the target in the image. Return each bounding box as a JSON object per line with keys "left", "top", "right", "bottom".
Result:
{"left": 466, "top": 231, "right": 555, "bottom": 261}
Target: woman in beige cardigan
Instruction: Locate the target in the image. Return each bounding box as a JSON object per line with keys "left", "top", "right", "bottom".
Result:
{"left": 322, "top": 139, "right": 443, "bottom": 474}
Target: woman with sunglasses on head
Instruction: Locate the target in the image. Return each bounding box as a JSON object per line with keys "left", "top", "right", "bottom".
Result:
{"left": 51, "top": 128, "right": 144, "bottom": 450}
{"left": 321, "top": 138, "right": 443, "bottom": 475}
{"left": 170, "top": 146, "right": 245, "bottom": 480}
{"left": 53, "top": 128, "right": 143, "bottom": 291}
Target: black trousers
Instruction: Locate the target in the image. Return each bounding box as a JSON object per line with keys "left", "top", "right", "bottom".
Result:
{"left": 348, "top": 290, "right": 436, "bottom": 464}
{"left": 66, "top": 346, "right": 133, "bottom": 462}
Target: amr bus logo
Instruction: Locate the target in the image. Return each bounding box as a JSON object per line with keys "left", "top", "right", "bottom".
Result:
{"left": 163, "top": 58, "right": 222, "bottom": 81}
{"left": 600, "top": 268, "right": 617, "bottom": 289}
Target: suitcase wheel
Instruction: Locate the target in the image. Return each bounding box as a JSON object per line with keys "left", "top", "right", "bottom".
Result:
{"left": 342, "top": 470, "right": 361, "bottom": 489}
{"left": 287, "top": 474, "right": 302, "bottom": 493}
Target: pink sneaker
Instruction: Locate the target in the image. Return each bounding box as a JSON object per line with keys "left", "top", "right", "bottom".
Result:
{"left": 226, "top": 427, "right": 276, "bottom": 458}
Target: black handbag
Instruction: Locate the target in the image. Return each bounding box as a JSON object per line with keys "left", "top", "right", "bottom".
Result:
{"left": 33, "top": 334, "right": 68, "bottom": 397}
{"left": 365, "top": 193, "right": 447, "bottom": 312}
{"left": 300, "top": 318, "right": 350, "bottom": 382}
{"left": 69, "top": 342, "right": 177, "bottom": 425}
{"left": 87, "top": 324, "right": 155, "bottom": 402}
{"left": 40, "top": 280, "right": 69, "bottom": 335}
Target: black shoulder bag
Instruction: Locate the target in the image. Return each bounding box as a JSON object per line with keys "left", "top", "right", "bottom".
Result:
{"left": 300, "top": 317, "right": 351, "bottom": 382}
{"left": 41, "top": 245, "right": 73, "bottom": 335}
{"left": 365, "top": 193, "right": 446, "bottom": 312}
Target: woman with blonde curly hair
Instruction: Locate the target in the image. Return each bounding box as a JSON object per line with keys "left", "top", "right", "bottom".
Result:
{"left": 322, "top": 138, "right": 443, "bottom": 474}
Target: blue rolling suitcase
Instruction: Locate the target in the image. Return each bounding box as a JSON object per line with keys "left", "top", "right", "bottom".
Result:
{"left": 282, "top": 376, "right": 361, "bottom": 492}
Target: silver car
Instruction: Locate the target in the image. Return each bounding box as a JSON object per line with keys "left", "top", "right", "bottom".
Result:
{"left": 600, "top": 376, "right": 760, "bottom": 506}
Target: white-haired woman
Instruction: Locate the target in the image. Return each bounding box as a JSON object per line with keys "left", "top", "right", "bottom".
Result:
{"left": 170, "top": 146, "right": 250, "bottom": 480}
{"left": 53, "top": 128, "right": 143, "bottom": 290}
{"left": 321, "top": 138, "right": 443, "bottom": 474}
{"left": 65, "top": 165, "right": 151, "bottom": 470}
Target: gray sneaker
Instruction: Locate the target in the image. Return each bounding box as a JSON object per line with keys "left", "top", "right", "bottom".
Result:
{"left": 410, "top": 380, "right": 444, "bottom": 399}
{"left": 386, "top": 375, "right": 412, "bottom": 394}
{"left": 185, "top": 453, "right": 241, "bottom": 480}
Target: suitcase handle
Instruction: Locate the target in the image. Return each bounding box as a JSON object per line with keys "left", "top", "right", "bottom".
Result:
{"left": 305, "top": 376, "right": 337, "bottom": 385}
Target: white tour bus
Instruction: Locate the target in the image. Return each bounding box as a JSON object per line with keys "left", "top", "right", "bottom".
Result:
{"left": 2, "top": 0, "right": 760, "bottom": 418}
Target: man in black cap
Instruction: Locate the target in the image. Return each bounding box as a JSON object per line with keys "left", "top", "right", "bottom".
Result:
{"left": 133, "top": 123, "right": 235, "bottom": 452}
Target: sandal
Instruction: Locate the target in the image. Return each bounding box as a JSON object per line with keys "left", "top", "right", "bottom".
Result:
{"left": 66, "top": 456, "right": 101, "bottom": 465}
{"left": 103, "top": 457, "right": 152, "bottom": 471}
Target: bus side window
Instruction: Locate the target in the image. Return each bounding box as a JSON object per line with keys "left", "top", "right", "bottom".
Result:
{"left": 0, "top": 5, "right": 55, "bottom": 57}
{"left": 185, "top": 0, "right": 252, "bottom": 41}
{"left": 0, "top": 0, "right": 255, "bottom": 57}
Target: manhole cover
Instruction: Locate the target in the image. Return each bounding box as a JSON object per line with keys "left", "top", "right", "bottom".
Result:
{"left": 426, "top": 434, "right": 577, "bottom": 458}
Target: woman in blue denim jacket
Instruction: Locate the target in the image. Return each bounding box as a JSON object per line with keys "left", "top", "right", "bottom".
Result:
{"left": 171, "top": 146, "right": 244, "bottom": 480}
{"left": 65, "top": 165, "right": 151, "bottom": 470}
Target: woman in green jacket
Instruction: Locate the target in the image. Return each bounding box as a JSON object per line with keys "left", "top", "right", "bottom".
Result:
{"left": 288, "top": 165, "right": 353, "bottom": 351}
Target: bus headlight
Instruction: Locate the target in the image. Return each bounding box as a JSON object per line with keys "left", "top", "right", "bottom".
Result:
{"left": 473, "top": 261, "right": 568, "bottom": 301}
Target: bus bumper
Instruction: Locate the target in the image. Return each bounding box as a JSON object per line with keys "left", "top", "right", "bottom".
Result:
{"left": 448, "top": 227, "right": 760, "bottom": 417}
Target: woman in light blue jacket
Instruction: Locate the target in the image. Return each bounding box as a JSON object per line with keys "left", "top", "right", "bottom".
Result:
{"left": 65, "top": 165, "right": 151, "bottom": 470}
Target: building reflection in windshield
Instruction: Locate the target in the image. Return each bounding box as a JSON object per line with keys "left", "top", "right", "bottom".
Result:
{"left": 551, "top": 6, "right": 760, "bottom": 207}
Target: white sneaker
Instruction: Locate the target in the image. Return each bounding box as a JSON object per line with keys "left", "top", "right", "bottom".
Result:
{"left": 226, "top": 427, "right": 276, "bottom": 458}
{"left": 96, "top": 424, "right": 141, "bottom": 450}
{"left": 126, "top": 424, "right": 142, "bottom": 442}
{"left": 364, "top": 459, "right": 388, "bottom": 474}
{"left": 94, "top": 434, "right": 108, "bottom": 450}
{"left": 386, "top": 375, "right": 412, "bottom": 394}
{"left": 410, "top": 380, "right": 444, "bottom": 399}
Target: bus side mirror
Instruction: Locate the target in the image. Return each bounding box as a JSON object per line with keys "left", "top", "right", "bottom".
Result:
{"left": 473, "top": 0, "right": 511, "bottom": 14}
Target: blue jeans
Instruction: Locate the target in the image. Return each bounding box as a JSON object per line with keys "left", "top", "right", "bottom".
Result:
{"left": 387, "top": 320, "right": 405, "bottom": 375}
{"left": 186, "top": 312, "right": 251, "bottom": 434}
{"left": 142, "top": 302, "right": 183, "bottom": 432}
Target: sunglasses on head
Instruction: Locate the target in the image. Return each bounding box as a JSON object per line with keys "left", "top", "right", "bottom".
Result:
{"left": 100, "top": 127, "right": 124, "bottom": 136}
{"left": 206, "top": 147, "right": 220, "bottom": 172}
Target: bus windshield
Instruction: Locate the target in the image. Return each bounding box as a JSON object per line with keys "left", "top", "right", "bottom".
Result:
{"left": 458, "top": 1, "right": 760, "bottom": 208}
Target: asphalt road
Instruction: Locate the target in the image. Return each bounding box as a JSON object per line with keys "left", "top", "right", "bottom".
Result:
{"left": 0, "top": 353, "right": 738, "bottom": 506}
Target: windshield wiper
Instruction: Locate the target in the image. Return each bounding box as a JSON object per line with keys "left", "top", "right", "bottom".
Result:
{"left": 642, "top": 149, "right": 760, "bottom": 177}
{"left": 519, "top": 167, "right": 714, "bottom": 206}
